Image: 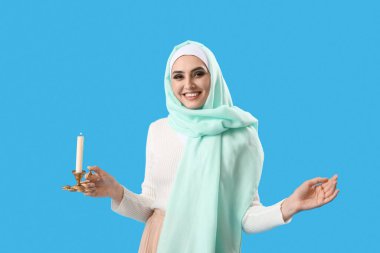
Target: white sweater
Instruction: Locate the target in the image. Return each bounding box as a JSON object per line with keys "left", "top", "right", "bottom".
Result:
{"left": 111, "top": 117, "right": 293, "bottom": 234}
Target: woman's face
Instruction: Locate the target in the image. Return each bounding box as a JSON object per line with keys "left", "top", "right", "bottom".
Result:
{"left": 171, "top": 55, "right": 211, "bottom": 110}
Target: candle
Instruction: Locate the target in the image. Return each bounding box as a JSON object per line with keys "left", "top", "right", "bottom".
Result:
{"left": 75, "top": 133, "right": 84, "bottom": 173}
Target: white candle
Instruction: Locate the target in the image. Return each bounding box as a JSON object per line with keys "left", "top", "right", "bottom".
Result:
{"left": 75, "top": 133, "right": 84, "bottom": 173}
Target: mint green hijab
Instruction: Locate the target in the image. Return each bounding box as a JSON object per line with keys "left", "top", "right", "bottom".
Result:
{"left": 157, "top": 40, "right": 264, "bottom": 253}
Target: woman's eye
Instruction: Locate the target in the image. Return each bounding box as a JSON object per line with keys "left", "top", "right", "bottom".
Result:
{"left": 195, "top": 72, "right": 205, "bottom": 77}
{"left": 173, "top": 75, "right": 183, "bottom": 79}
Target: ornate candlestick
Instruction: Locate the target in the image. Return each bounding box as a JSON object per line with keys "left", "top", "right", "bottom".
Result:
{"left": 62, "top": 170, "right": 89, "bottom": 192}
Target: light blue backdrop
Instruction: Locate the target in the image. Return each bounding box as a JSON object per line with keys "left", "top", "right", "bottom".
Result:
{"left": 0, "top": 0, "right": 378, "bottom": 252}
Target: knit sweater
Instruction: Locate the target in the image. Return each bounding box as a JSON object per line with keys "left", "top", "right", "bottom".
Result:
{"left": 111, "top": 117, "right": 293, "bottom": 234}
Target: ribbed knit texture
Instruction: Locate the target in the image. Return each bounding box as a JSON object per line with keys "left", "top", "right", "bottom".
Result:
{"left": 111, "top": 117, "right": 293, "bottom": 234}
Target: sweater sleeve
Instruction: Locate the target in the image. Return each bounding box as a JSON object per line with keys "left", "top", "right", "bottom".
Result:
{"left": 242, "top": 190, "right": 293, "bottom": 234}
{"left": 110, "top": 123, "right": 156, "bottom": 223}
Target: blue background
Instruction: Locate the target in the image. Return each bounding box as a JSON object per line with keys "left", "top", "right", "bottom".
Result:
{"left": 0, "top": 0, "right": 379, "bottom": 252}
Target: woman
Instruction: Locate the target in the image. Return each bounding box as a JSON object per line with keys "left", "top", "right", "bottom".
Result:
{"left": 81, "top": 40, "right": 340, "bottom": 253}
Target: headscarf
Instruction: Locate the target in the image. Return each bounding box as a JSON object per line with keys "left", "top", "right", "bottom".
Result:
{"left": 157, "top": 40, "right": 264, "bottom": 253}
{"left": 169, "top": 43, "right": 210, "bottom": 76}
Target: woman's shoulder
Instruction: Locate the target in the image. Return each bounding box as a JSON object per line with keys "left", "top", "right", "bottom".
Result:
{"left": 147, "top": 116, "right": 182, "bottom": 144}
{"left": 148, "top": 116, "right": 170, "bottom": 135}
{"left": 149, "top": 116, "right": 169, "bottom": 129}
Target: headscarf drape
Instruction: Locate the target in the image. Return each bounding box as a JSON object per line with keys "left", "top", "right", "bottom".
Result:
{"left": 157, "top": 40, "right": 264, "bottom": 253}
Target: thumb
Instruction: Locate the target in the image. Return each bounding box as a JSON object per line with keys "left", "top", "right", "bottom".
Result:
{"left": 87, "top": 165, "right": 105, "bottom": 176}
{"left": 308, "top": 177, "right": 329, "bottom": 186}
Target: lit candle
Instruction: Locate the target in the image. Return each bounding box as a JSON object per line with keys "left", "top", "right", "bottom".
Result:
{"left": 75, "top": 133, "right": 84, "bottom": 173}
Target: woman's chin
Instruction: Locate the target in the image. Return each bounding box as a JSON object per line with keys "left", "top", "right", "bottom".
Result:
{"left": 181, "top": 101, "right": 204, "bottom": 110}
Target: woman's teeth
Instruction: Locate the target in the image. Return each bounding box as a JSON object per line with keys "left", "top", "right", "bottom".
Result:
{"left": 185, "top": 92, "right": 200, "bottom": 97}
{"left": 184, "top": 92, "right": 201, "bottom": 100}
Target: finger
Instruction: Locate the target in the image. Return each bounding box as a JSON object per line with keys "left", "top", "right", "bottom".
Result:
{"left": 82, "top": 183, "right": 96, "bottom": 190}
{"left": 84, "top": 188, "right": 96, "bottom": 194}
{"left": 324, "top": 189, "right": 339, "bottom": 204}
{"left": 85, "top": 170, "right": 99, "bottom": 178}
{"left": 322, "top": 174, "right": 338, "bottom": 189}
{"left": 86, "top": 172, "right": 101, "bottom": 182}
{"left": 321, "top": 174, "right": 338, "bottom": 186}
{"left": 321, "top": 179, "right": 333, "bottom": 188}
{"left": 85, "top": 172, "right": 95, "bottom": 180}
{"left": 323, "top": 180, "right": 337, "bottom": 197}
{"left": 91, "top": 175, "right": 101, "bottom": 182}
{"left": 308, "top": 177, "right": 329, "bottom": 187}
{"left": 330, "top": 174, "right": 338, "bottom": 183}
{"left": 84, "top": 188, "right": 95, "bottom": 195}
{"left": 84, "top": 188, "right": 96, "bottom": 195}
{"left": 323, "top": 189, "right": 340, "bottom": 204}
{"left": 322, "top": 177, "right": 336, "bottom": 190}
{"left": 87, "top": 166, "right": 105, "bottom": 176}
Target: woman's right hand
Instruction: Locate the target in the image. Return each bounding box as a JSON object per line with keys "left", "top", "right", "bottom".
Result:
{"left": 81, "top": 165, "right": 124, "bottom": 203}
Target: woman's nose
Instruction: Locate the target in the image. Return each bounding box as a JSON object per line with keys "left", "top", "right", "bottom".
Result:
{"left": 184, "top": 77, "right": 195, "bottom": 88}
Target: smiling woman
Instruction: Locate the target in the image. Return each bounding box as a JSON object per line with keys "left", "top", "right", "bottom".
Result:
{"left": 81, "top": 40, "right": 339, "bottom": 253}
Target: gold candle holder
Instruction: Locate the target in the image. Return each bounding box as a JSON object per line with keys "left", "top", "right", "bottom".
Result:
{"left": 62, "top": 170, "right": 87, "bottom": 192}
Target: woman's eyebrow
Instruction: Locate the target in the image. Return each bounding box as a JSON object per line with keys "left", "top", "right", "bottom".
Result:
{"left": 191, "top": 67, "right": 207, "bottom": 72}
{"left": 172, "top": 66, "right": 207, "bottom": 75}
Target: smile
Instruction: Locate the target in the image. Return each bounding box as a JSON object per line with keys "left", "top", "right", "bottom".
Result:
{"left": 183, "top": 92, "right": 201, "bottom": 100}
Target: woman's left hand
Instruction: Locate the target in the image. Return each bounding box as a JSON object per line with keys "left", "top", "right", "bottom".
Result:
{"left": 291, "top": 174, "right": 340, "bottom": 212}
{"left": 281, "top": 174, "right": 340, "bottom": 222}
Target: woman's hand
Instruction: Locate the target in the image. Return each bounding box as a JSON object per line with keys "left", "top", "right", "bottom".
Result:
{"left": 81, "top": 165, "right": 124, "bottom": 203}
{"left": 281, "top": 174, "right": 340, "bottom": 221}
